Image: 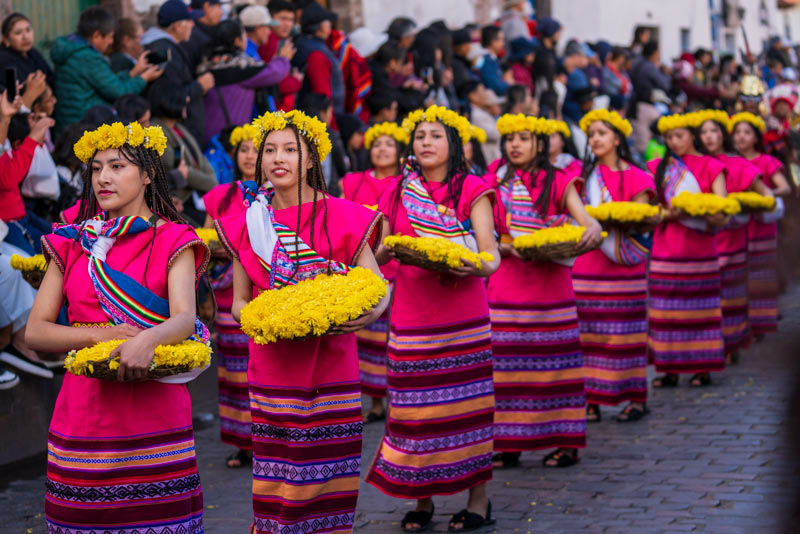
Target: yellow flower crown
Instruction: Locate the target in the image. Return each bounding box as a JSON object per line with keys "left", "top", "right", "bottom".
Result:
{"left": 74, "top": 122, "right": 168, "bottom": 164}
{"left": 579, "top": 109, "right": 632, "bottom": 138}
{"left": 470, "top": 125, "right": 487, "bottom": 143}
{"left": 229, "top": 123, "right": 260, "bottom": 147}
{"left": 402, "top": 105, "right": 472, "bottom": 145}
{"left": 546, "top": 119, "right": 571, "bottom": 138}
{"left": 657, "top": 110, "right": 730, "bottom": 134}
{"left": 364, "top": 121, "right": 409, "bottom": 149}
{"left": 729, "top": 112, "right": 766, "bottom": 133}
{"left": 496, "top": 113, "right": 546, "bottom": 136}
{"left": 251, "top": 110, "right": 332, "bottom": 162}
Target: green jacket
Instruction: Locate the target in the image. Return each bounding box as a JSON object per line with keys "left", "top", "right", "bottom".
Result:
{"left": 51, "top": 34, "right": 146, "bottom": 132}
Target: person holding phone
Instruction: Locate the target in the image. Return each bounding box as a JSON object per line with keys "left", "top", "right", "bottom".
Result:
{"left": 0, "top": 13, "right": 54, "bottom": 93}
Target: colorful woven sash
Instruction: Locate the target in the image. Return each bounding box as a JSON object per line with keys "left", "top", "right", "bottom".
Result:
{"left": 497, "top": 167, "right": 571, "bottom": 239}
{"left": 54, "top": 214, "right": 210, "bottom": 342}
{"left": 661, "top": 156, "right": 708, "bottom": 233}
{"left": 400, "top": 156, "right": 478, "bottom": 252}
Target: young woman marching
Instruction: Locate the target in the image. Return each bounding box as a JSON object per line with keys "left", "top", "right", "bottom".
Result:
{"left": 486, "top": 114, "right": 602, "bottom": 469}
{"left": 573, "top": 110, "right": 655, "bottom": 423}
{"left": 731, "top": 112, "right": 791, "bottom": 339}
{"left": 26, "top": 122, "right": 209, "bottom": 533}
{"left": 648, "top": 112, "right": 729, "bottom": 388}
{"left": 341, "top": 122, "right": 407, "bottom": 424}
{"left": 202, "top": 123, "right": 260, "bottom": 468}
{"left": 215, "top": 110, "right": 389, "bottom": 534}
{"left": 698, "top": 111, "right": 775, "bottom": 361}
{"left": 365, "top": 106, "right": 500, "bottom": 533}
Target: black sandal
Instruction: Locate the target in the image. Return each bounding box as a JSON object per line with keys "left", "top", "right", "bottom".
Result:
{"left": 401, "top": 503, "right": 434, "bottom": 533}
{"left": 448, "top": 501, "right": 495, "bottom": 532}
{"left": 652, "top": 374, "right": 679, "bottom": 388}
{"left": 364, "top": 411, "right": 386, "bottom": 424}
{"left": 542, "top": 449, "right": 579, "bottom": 468}
{"left": 225, "top": 449, "right": 252, "bottom": 469}
{"left": 491, "top": 451, "right": 521, "bottom": 468}
{"left": 616, "top": 403, "right": 649, "bottom": 422}
{"left": 689, "top": 373, "right": 712, "bottom": 387}
{"left": 586, "top": 403, "right": 602, "bottom": 422}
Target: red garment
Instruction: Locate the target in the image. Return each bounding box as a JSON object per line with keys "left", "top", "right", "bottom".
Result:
{"left": 328, "top": 29, "right": 372, "bottom": 123}
{"left": 511, "top": 62, "right": 534, "bottom": 92}
{"left": 257, "top": 33, "right": 302, "bottom": 111}
{"left": 0, "top": 137, "right": 38, "bottom": 221}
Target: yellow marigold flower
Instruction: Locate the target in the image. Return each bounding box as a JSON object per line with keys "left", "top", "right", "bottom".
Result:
{"left": 728, "top": 191, "right": 775, "bottom": 210}
{"left": 9, "top": 254, "right": 47, "bottom": 272}
{"left": 729, "top": 112, "right": 766, "bottom": 133}
{"left": 579, "top": 109, "right": 632, "bottom": 138}
{"left": 239, "top": 267, "right": 387, "bottom": 344}
{"left": 548, "top": 119, "right": 571, "bottom": 138}
{"left": 127, "top": 122, "right": 146, "bottom": 146}
{"left": 402, "top": 105, "right": 472, "bottom": 145}
{"left": 513, "top": 225, "right": 607, "bottom": 249}
{"left": 194, "top": 228, "right": 219, "bottom": 245}
{"left": 251, "top": 110, "right": 332, "bottom": 162}
{"left": 671, "top": 191, "right": 741, "bottom": 215}
{"left": 364, "top": 122, "right": 409, "bottom": 149}
{"left": 229, "top": 123, "right": 260, "bottom": 147}
{"left": 470, "top": 125, "right": 487, "bottom": 143}
{"left": 383, "top": 235, "right": 494, "bottom": 269}
{"left": 585, "top": 202, "right": 660, "bottom": 223}
{"left": 64, "top": 339, "right": 211, "bottom": 377}
{"left": 73, "top": 121, "right": 168, "bottom": 163}
{"left": 657, "top": 110, "right": 730, "bottom": 134}
{"left": 496, "top": 113, "right": 546, "bottom": 136}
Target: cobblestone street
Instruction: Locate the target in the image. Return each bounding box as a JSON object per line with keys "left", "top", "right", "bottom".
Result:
{"left": 3, "top": 289, "right": 800, "bottom": 534}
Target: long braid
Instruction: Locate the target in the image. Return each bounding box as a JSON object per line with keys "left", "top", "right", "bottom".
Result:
{"left": 291, "top": 127, "right": 303, "bottom": 281}
{"left": 533, "top": 134, "right": 557, "bottom": 214}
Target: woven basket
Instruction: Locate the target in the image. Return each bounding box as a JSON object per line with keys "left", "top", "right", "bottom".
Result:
{"left": 389, "top": 244, "right": 455, "bottom": 273}
{"left": 736, "top": 204, "right": 773, "bottom": 214}
{"left": 516, "top": 241, "right": 597, "bottom": 262}
{"left": 21, "top": 270, "right": 45, "bottom": 287}
{"left": 597, "top": 214, "right": 661, "bottom": 233}
{"left": 80, "top": 358, "right": 195, "bottom": 382}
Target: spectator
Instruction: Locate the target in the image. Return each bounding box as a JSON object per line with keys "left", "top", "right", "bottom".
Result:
{"left": 79, "top": 104, "right": 116, "bottom": 129}
{"left": 386, "top": 17, "right": 417, "bottom": 51}
{"left": 338, "top": 113, "right": 368, "bottom": 172}
{"left": 296, "top": 92, "right": 345, "bottom": 195}
{"left": 503, "top": 84, "right": 537, "bottom": 115}
{"left": 51, "top": 123, "right": 85, "bottom": 207}
{"left": 451, "top": 28, "right": 478, "bottom": 92}
{"left": 532, "top": 16, "right": 561, "bottom": 117}
{"left": 110, "top": 18, "right": 143, "bottom": 73}
{"left": 0, "top": 250, "right": 43, "bottom": 383}
{"left": 204, "top": 124, "right": 236, "bottom": 185}
{"left": 460, "top": 80, "right": 501, "bottom": 163}
{"left": 239, "top": 5, "right": 278, "bottom": 59}
{"left": 367, "top": 90, "right": 398, "bottom": 124}
{"left": 51, "top": 6, "right": 160, "bottom": 134}
{"left": 150, "top": 85, "right": 218, "bottom": 226}
{"left": 114, "top": 93, "right": 151, "bottom": 126}
{"left": 258, "top": 0, "right": 302, "bottom": 112}
{"left": 499, "top": 0, "right": 531, "bottom": 50}
{"left": 0, "top": 13, "right": 55, "bottom": 90}
{"left": 329, "top": 28, "right": 374, "bottom": 123}
{"left": 198, "top": 19, "right": 292, "bottom": 146}
{"left": 630, "top": 26, "right": 651, "bottom": 57}
{"left": 182, "top": 0, "right": 224, "bottom": 69}
{"left": 562, "top": 41, "right": 591, "bottom": 122}
{"left": 369, "top": 41, "right": 425, "bottom": 115}
{"left": 293, "top": 2, "right": 345, "bottom": 123}
{"left": 629, "top": 40, "right": 670, "bottom": 153}
{"left": 477, "top": 25, "right": 510, "bottom": 97}
{"left": 142, "top": 0, "right": 214, "bottom": 145}
{"left": 507, "top": 36, "right": 536, "bottom": 93}
{"left": 603, "top": 46, "right": 632, "bottom": 111}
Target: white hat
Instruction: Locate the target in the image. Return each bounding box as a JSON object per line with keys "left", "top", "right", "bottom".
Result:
{"left": 239, "top": 5, "right": 279, "bottom": 29}
{"left": 348, "top": 27, "right": 388, "bottom": 58}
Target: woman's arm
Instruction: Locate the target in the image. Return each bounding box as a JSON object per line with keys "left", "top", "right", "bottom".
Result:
{"left": 707, "top": 172, "right": 729, "bottom": 227}
{"left": 231, "top": 258, "right": 253, "bottom": 323}
{"left": 564, "top": 183, "right": 603, "bottom": 252}
{"left": 750, "top": 177, "right": 774, "bottom": 197}
{"left": 373, "top": 218, "right": 393, "bottom": 265}
{"left": 26, "top": 261, "right": 140, "bottom": 352}
{"left": 449, "top": 195, "right": 500, "bottom": 277}
{"left": 112, "top": 248, "right": 198, "bottom": 380}
{"left": 770, "top": 171, "right": 792, "bottom": 197}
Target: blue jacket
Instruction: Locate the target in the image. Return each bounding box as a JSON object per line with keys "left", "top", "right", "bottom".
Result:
{"left": 477, "top": 53, "right": 509, "bottom": 97}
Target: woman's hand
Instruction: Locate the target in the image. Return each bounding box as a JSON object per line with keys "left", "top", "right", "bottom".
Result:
{"left": 498, "top": 243, "right": 521, "bottom": 258}
{"left": 660, "top": 205, "right": 683, "bottom": 221}
{"left": 278, "top": 40, "right": 296, "bottom": 60}
{"left": 705, "top": 212, "right": 729, "bottom": 227}
{"left": 91, "top": 323, "right": 141, "bottom": 345}
{"left": 331, "top": 306, "right": 382, "bottom": 334}
{"left": 111, "top": 330, "right": 158, "bottom": 381}
{"left": 576, "top": 221, "right": 603, "bottom": 253}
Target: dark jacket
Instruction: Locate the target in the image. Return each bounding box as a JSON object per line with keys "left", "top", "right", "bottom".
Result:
{"left": 367, "top": 59, "right": 425, "bottom": 115}
{"left": 630, "top": 56, "right": 671, "bottom": 104}
{"left": 477, "top": 53, "right": 509, "bottom": 97}
{"left": 293, "top": 35, "right": 345, "bottom": 115}
{"left": 142, "top": 27, "right": 205, "bottom": 145}
{"left": 181, "top": 21, "right": 213, "bottom": 71}
{"left": 452, "top": 53, "right": 477, "bottom": 92}
{"left": 0, "top": 45, "right": 55, "bottom": 89}
{"left": 532, "top": 44, "right": 558, "bottom": 116}
{"left": 110, "top": 51, "right": 136, "bottom": 73}
{"left": 50, "top": 34, "right": 146, "bottom": 133}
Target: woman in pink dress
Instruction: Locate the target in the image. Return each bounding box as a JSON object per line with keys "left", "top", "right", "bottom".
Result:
{"left": 648, "top": 113, "right": 728, "bottom": 388}
{"left": 549, "top": 120, "right": 582, "bottom": 176}
{"left": 485, "top": 114, "right": 602, "bottom": 470}
{"left": 698, "top": 113, "right": 775, "bottom": 362}
{"left": 216, "top": 110, "right": 389, "bottom": 534}
{"left": 202, "top": 124, "right": 259, "bottom": 468}
{"left": 340, "top": 122, "right": 406, "bottom": 423}
{"left": 573, "top": 111, "right": 655, "bottom": 423}
{"left": 731, "top": 113, "right": 791, "bottom": 339}
{"left": 366, "top": 107, "right": 500, "bottom": 533}
{"left": 26, "top": 122, "right": 209, "bottom": 533}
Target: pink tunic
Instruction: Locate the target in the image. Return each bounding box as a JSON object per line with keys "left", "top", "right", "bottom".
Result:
{"left": 41, "top": 222, "right": 208, "bottom": 532}
{"left": 714, "top": 154, "right": 759, "bottom": 256}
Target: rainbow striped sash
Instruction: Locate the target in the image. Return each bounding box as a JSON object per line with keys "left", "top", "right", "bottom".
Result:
{"left": 54, "top": 214, "right": 210, "bottom": 342}
{"left": 499, "top": 169, "right": 571, "bottom": 239}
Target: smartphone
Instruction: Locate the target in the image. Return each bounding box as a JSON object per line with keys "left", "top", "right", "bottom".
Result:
{"left": 146, "top": 48, "right": 171, "bottom": 68}
{"left": 4, "top": 68, "right": 16, "bottom": 101}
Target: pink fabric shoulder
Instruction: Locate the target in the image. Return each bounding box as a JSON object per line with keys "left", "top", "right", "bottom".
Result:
{"left": 598, "top": 165, "right": 655, "bottom": 201}
{"left": 203, "top": 183, "right": 245, "bottom": 220}
{"left": 646, "top": 158, "right": 661, "bottom": 175}
{"left": 41, "top": 231, "right": 74, "bottom": 274}
{"left": 684, "top": 154, "right": 724, "bottom": 193}
{"left": 457, "top": 174, "right": 495, "bottom": 220}
{"left": 563, "top": 159, "right": 583, "bottom": 178}
{"left": 341, "top": 170, "right": 367, "bottom": 200}
{"left": 60, "top": 201, "right": 82, "bottom": 224}
{"left": 717, "top": 154, "right": 759, "bottom": 193}
{"left": 752, "top": 154, "right": 784, "bottom": 187}
{"left": 487, "top": 158, "right": 503, "bottom": 174}
{"left": 304, "top": 196, "right": 383, "bottom": 261}
{"left": 377, "top": 176, "right": 405, "bottom": 218}
{"left": 553, "top": 168, "right": 583, "bottom": 211}
{"left": 162, "top": 222, "right": 211, "bottom": 277}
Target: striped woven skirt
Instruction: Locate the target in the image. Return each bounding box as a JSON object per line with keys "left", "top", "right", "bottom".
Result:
{"left": 718, "top": 244, "right": 751, "bottom": 352}
{"left": 46, "top": 426, "right": 204, "bottom": 533}
{"left": 748, "top": 224, "right": 778, "bottom": 336}
{"left": 648, "top": 256, "right": 725, "bottom": 374}
{"left": 355, "top": 310, "right": 389, "bottom": 399}
{"left": 490, "top": 300, "right": 586, "bottom": 451}
{"left": 366, "top": 316, "right": 494, "bottom": 498}
{"left": 573, "top": 275, "right": 648, "bottom": 406}
{"left": 249, "top": 382, "right": 362, "bottom": 534}
{"left": 217, "top": 307, "right": 252, "bottom": 450}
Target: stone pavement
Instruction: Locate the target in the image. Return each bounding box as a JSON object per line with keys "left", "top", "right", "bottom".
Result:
{"left": 3, "top": 290, "right": 800, "bottom": 534}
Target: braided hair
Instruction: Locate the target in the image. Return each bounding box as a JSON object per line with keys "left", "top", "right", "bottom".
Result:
{"left": 499, "top": 131, "right": 558, "bottom": 214}
{"left": 219, "top": 138, "right": 254, "bottom": 214}
{"left": 580, "top": 121, "right": 640, "bottom": 200}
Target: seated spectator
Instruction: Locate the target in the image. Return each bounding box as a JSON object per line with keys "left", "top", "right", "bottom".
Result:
{"left": 503, "top": 83, "right": 537, "bottom": 115}
{"left": 198, "top": 19, "right": 293, "bottom": 146}
{"left": 386, "top": 17, "right": 417, "bottom": 51}
{"left": 367, "top": 91, "right": 398, "bottom": 124}
{"left": 30, "top": 84, "right": 57, "bottom": 151}
{"left": 258, "top": 0, "right": 302, "bottom": 111}
{"left": 239, "top": 5, "right": 278, "bottom": 59}
{"left": 460, "top": 80, "right": 501, "bottom": 163}
{"left": 51, "top": 123, "right": 85, "bottom": 220}
{"left": 629, "top": 40, "right": 670, "bottom": 153}
{"left": 562, "top": 40, "right": 590, "bottom": 122}
{"left": 110, "top": 18, "right": 144, "bottom": 73}
{"left": 451, "top": 28, "right": 478, "bottom": 93}
{"left": 51, "top": 6, "right": 161, "bottom": 134}
{"left": 369, "top": 41, "right": 424, "bottom": 115}
{"left": 204, "top": 124, "right": 236, "bottom": 185}
{"left": 0, "top": 13, "right": 55, "bottom": 91}
{"left": 337, "top": 113, "right": 368, "bottom": 172}
{"left": 297, "top": 92, "right": 345, "bottom": 195}
{"left": 532, "top": 16, "right": 561, "bottom": 117}
{"left": 114, "top": 93, "right": 151, "bottom": 126}
{"left": 150, "top": 85, "right": 218, "bottom": 226}
{"left": 142, "top": 0, "right": 214, "bottom": 145}
{"left": 477, "top": 25, "right": 510, "bottom": 97}
{"left": 603, "top": 46, "right": 632, "bottom": 111}
{"left": 183, "top": 0, "right": 224, "bottom": 70}
{"left": 79, "top": 104, "right": 116, "bottom": 129}
{"left": 507, "top": 37, "right": 536, "bottom": 93}
{"left": 500, "top": 0, "right": 532, "bottom": 50}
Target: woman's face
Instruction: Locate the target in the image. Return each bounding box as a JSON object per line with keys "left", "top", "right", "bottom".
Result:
{"left": 260, "top": 128, "right": 313, "bottom": 190}
{"left": 733, "top": 122, "right": 757, "bottom": 153}
{"left": 587, "top": 120, "right": 618, "bottom": 159}
{"left": 3, "top": 18, "right": 33, "bottom": 53}
{"left": 34, "top": 86, "right": 56, "bottom": 116}
{"left": 370, "top": 135, "right": 398, "bottom": 170}
{"left": 91, "top": 149, "right": 150, "bottom": 214}
{"left": 665, "top": 128, "right": 694, "bottom": 156}
{"left": 237, "top": 139, "right": 258, "bottom": 179}
{"left": 699, "top": 120, "right": 723, "bottom": 154}
{"left": 506, "top": 130, "right": 536, "bottom": 168}
{"left": 463, "top": 141, "right": 474, "bottom": 163}
{"left": 548, "top": 132, "right": 564, "bottom": 157}
{"left": 412, "top": 121, "right": 449, "bottom": 170}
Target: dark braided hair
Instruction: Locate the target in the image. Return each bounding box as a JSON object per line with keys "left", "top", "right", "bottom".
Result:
{"left": 580, "top": 121, "right": 641, "bottom": 200}
{"left": 253, "top": 124, "right": 335, "bottom": 283}
{"left": 219, "top": 138, "right": 253, "bottom": 214}
{"left": 499, "top": 131, "right": 558, "bottom": 214}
